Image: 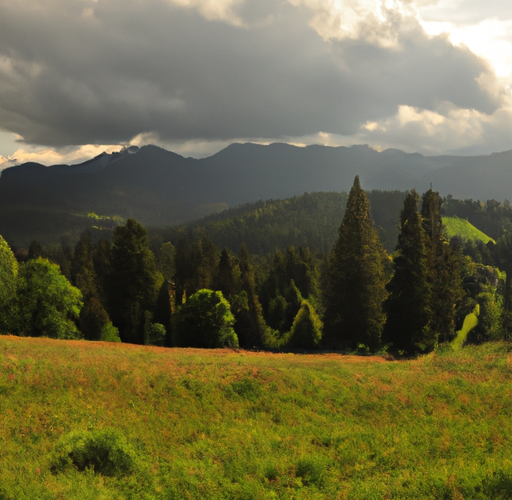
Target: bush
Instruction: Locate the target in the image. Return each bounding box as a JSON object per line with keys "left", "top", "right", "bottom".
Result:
{"left": 51, "top": 427, "right": 138, "bottom": 476}
{"left": 100, "top": 322, "right": 121, "bottom": 343}
{"left": 145, "top": 322, "right": 166, "bottom": 346}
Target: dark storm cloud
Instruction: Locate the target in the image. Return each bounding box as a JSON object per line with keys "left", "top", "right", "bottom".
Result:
{"left": 0, "top": 0, "right": 502, "bottom": 147}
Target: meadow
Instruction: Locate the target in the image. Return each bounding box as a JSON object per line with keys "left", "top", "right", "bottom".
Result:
{"left": 1, "top": 336, "right": 512, "bottom": 499}
{"left": 443, "top": 216, "right": 495, "bottom": 244}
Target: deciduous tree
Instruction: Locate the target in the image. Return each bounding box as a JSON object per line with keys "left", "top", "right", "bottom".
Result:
{"left": 173, "top": 289, "right": 238, "bottom": 348}
{"left": 14, "top": 257, "right": 82, "bottom": 339}
{"left": 0, "top": 235, "right": 18, "bottom": 333}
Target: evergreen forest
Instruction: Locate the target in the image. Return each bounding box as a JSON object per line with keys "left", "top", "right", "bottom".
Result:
{"left": 2, "top": 178, "right": 512, "bottom": 356}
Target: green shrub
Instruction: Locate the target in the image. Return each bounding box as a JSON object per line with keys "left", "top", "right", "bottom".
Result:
{"left": 295, "top": 455, "right": 329, "bottom": 487}
{"left": 51, "top": 427, "right": 138, "bottom": 476}
{"left": 145, "top": 322, "right": 166, "bottom": 346}
{"left": 100, "top": 322, "right": 121, "bottom": 343}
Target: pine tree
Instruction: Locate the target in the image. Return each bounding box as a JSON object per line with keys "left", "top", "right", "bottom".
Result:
{"left": 496, "top": 232, "right": 512, "bottom": 338}
{"left": 421, "top": 189, "right": 462, "bottom": 342}
{"left": 288, "top": 300, "right": 323, "bottom": 349}
{"left": 235, "top": 243, "right": 270, "bottom": 348}
{"left": 323, "top": 176, "right": 387, "bottom": 351}
{"left": 213, "top": 248, "right": 241, "bottom": 302}
{"left": 384, "top": 190, "right": 433, "bottom": 353}
{"left": 106, "top": 219, "right": 160, "bottom": 344}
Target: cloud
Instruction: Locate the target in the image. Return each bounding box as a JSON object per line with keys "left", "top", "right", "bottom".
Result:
{"left": 0, "top": 0, "right": 504, "bottom": 152}
{"left": 0, "top": 143, "right": 123, "bottom": 170}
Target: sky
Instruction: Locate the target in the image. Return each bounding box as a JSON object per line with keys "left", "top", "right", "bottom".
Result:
{"left": 1, "top": 0, "right": 512, "bottom": 168}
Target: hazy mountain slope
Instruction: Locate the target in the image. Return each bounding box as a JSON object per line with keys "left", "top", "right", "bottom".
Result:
{"left": 429, "top": 150, "right": 512, "bottom": 201}
{"left": 0, "top": 142, "right": 510, "bottom": 246}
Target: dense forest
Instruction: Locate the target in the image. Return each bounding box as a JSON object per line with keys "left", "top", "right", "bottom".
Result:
{"left": 1, "top": 181, "right": 512, "bottom": 355}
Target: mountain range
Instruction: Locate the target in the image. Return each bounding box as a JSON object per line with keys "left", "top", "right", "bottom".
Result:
{"left": 1, "top": 142, "right": 512, "bottom": 245}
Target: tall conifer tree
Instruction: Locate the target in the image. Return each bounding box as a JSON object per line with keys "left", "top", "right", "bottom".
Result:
{"left": 106, "top": 219, "right": 160, "bottom": 344}
{"left": 421, "top": 189, "right": 462, "bottom": 342}
{"left": 323, "top": 176, "right": 387, "bottom": 351}
{"left": 236, "top": 243, "right": 271, "bottom": 348}
{"left": 384, "top": 190, "right": 433, "bottom": 353}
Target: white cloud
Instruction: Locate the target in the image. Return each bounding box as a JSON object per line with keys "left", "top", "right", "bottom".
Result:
{"left": 0, "top": 143, "right": 123, "bottom": 169}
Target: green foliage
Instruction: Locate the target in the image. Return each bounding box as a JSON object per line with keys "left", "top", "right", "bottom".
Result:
{"left": 476, "top": 291, "right": 503, "bottom": 341}
{"left": 212, "top": 248, "right": 242, "bottom": 304}
{"left": 496, "top": 232, "right": 512, "bottom": 338}
{"left": 14, "top": 257, "right": 83, "bottom": 339}
{"left": 174, "top": 236, "right": 219, "bottom": 302}
{"left": 79, "top": 297, "right": 110, "bottom": 341}
{"left": 443, "top": 197, "right": 512, "bottom": 240}
{"left": 157, "top": 241, "right": 176, "bottom": 281}
{"left": 260, "top": 247, "right": 320, "bottom": 336}
{"left": 422, "top": 191, "right": 464, "bottom": 343}
{"left": 0, "top": 235, "right": 18, "bottom": 333}
{"left": 145, "top": 323, "right": 166, "bottom": 346}
{"left": 287, "top": 300, "right": 323, "bottom": 349}
{"left": 174, "top": 289, "right": 238, "bottom": 348}
{"left": 452, "top": 304, "right": 480, "bottom": 351}
{"left": 384, "top": 190, "right": 433, "bottom": 353}
{"left": 107, "top": 219, "right": 160, "bottom": 344}
{"left": 51, "top": 427, "right": 138, "bottom": 476}
{"left": 235, "top": 244, "right": 271, "bottom": 348}
{"left": 324, "top": 176, "right": 387, "bottom": 351}
{"left": 100, "top": 322, "right": 121, "bottom": 342}
{"left": 153, "top": 190, "right": 409, "bottom": 256}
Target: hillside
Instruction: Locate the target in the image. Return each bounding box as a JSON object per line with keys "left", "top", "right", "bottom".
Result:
{"left": 2, "top": 336, "right": 512, "bottom": 499}
{"left": 3, "top": 142, "right": 512, "bottom": 246}
{"left": 150, "top": 190, "right": 406, "bottom": 254}
{"left": 443, "top": 216, "right": 495, "bottom": 244}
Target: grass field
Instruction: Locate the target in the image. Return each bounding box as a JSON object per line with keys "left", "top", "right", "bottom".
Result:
{"left": 1, "top": 336, "right": 512, "bottom": 499}
{"left": 443, "top": 216, "right": 495, "bottom": 244}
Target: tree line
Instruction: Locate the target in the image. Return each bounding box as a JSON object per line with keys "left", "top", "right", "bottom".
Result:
{"left": 1, "top": 177, "right": 512, "bottom": 355}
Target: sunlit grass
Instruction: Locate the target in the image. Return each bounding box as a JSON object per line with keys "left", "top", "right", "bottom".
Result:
{"left": 452, "top": 304, "right": 480, "bottom": 351}
{"left": 443, "top": 216, "right": 495, "bottom": 244}
{"left": 1, "top": 336, "right": 512, "bottom": 499}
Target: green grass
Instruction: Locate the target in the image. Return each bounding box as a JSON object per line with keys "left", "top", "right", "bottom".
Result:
{"left": 443, "top": 216, "right": 495, "bottom": 243}
{"left": 452, "top": 305, "right": 480, "bottom": 351}
{"left": 1, "top": 336, "right": 512, "bottom": 499}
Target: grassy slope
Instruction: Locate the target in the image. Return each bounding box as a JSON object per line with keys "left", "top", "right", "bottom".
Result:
{"left": 2, "top": 337, "right": 512, "bottom": 499}
{"left": 443, "top": 216, "right": 495, "bottom": 244}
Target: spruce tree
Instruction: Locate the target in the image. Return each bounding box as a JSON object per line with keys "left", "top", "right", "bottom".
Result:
{"left": 288, "top": 300, "right": 323, "bottom": 349}
{"left": 421, "top": 189, "right": 462, "bottom": 343}
{"left": 106, "top": 219, "right": 160, "bottom": 344}
{"left": 323, "top": 176, "right": 387, "bottom": 351}
{"left": 235, "top": 243, "right": 271, "bottom": 348}
{"left": 384, "top": 190, "right": 433, "bottom": 353}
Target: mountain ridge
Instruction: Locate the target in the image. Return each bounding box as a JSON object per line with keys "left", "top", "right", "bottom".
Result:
{"left": 1, "top": 142, "right": 512, "bottom": 246}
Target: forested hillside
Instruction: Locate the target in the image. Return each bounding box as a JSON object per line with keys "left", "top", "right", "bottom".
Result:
{"left": 150, "top": 190, "right": 406, "bottom": 255}
{"left": 3, "top": 180, "right": 512, "bottom": 356}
